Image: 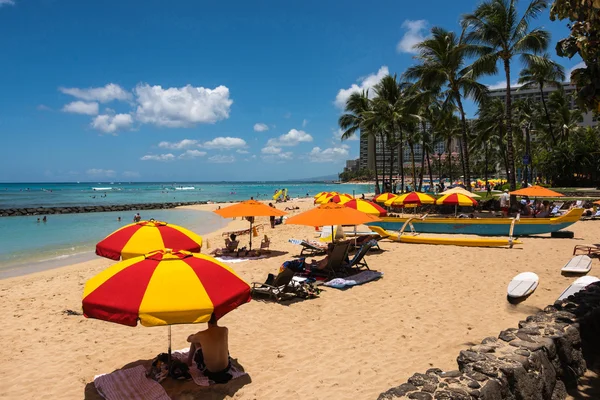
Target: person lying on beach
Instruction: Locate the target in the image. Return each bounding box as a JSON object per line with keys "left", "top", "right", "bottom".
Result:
{"left": 187, "top": 314, "right": 232, "bottom": 384}
{"left": 284, "top": 206, "right": 300, "bottom": 210}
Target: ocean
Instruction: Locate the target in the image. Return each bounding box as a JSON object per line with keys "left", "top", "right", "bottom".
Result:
{"left": 0, "top": 181, "right": 374, "bottom": 277}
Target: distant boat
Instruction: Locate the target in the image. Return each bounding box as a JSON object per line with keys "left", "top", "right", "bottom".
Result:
{"left": 93, "top": 187, "right": 113, "bottom": 191}
{"left": 175, "top": 186, "right": 195, "bottom": 190}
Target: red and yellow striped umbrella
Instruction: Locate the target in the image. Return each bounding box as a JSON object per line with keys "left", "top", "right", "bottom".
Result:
{"left": 328, "top": 193, "right": 354, "bottom": 204}
{"left": 82, "top": 249, "right": 251, "bottom": 327}
{"left": 314, "top": 192, "right": 338, "bottom": 204}
{"left": 436, "top": 193, "right": 478, "bottom": 206}
{"left": 386, "top": 191, "right": 436, "bottom": 207}
{"left": 374, "top": 192, "right": 397, "bottom": 204}
{"left": 343, "top": 199, "right": 387, "bottom": 216}
{"left": 96, "top": 220, "right": 203, "bottom": 261}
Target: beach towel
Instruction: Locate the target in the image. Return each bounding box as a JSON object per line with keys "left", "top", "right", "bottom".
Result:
{"left": 171, "top": 349, "right": 247, "bottom": 386}
{"left": 324, "top": 270, "right": 383, "bottom": 289}
{"left": 94, "top": 365, "right": 170, "bottom": 400}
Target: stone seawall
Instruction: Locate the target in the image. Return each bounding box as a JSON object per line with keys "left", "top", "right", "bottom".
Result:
{"left": 378, "top": 282, "right": 600, "bottom": 400}
{"left": 0, "top": 201, "right": 209, "bottom": 217}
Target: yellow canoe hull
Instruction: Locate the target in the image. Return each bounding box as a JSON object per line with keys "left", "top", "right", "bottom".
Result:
{"left": 370, "top": 226, "right": 522, "bottom": 248}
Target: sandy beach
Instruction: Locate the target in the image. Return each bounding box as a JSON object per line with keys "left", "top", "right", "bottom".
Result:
{"left": 0, "top": 197, "right": 598, "bottom": 399}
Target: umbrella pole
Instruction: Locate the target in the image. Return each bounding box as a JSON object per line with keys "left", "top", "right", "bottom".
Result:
{"left": 249, "top": 220, "right": 253, "bottom": 250}
{"left": 168, "top": 325, "right": 172, "bottom": 366}
{"left": 331, "top": 225, "right": 334, "bottom": 243}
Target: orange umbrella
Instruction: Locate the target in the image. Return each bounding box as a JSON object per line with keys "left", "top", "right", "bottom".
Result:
{"left": 510, "top": 186, "right": 564, "bottom": 197}
{"left": 285, "top": 203, "right": 380, "bottom": 242}
{"left": 214, "top": 200, "right": 287, "bottom": 249}
{"left": 594, "top": 200, "right": 600, "bottom": 205}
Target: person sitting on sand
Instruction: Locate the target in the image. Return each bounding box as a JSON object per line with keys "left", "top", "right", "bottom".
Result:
{"left": 186, "top": 314, "right": 232, "bottom": 384}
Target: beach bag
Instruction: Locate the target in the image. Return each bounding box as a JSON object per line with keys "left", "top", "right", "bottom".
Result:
{"left": 169, "top": 359, "right": 191, "bottom": 380}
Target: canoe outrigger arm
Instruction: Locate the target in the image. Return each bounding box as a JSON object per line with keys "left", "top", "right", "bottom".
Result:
{"left": 508, "top": 215, "right": 521, "bottom": 249}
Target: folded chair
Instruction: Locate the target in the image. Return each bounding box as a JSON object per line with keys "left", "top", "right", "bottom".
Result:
{"left": 289, "top": 238, "right": 328, "bottom": 256}
{"left": 251, "top": 268, "right": 298, "bottom": 302}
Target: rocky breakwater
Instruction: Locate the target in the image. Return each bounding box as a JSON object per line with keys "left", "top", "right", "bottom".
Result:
{"left": 378, "top": 282, "right": 600, "bottom": 400}
{"left": 0, "top": 201, "right": 208, "bottom": 217}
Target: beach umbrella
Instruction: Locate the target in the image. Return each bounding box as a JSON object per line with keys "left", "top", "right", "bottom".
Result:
{"left": 313, "top": 191, "right": 330, "bottom": 199}
{"left": 510, "top": 185, "right": 564, "bottom": 197}
{"left": 386, "top": 191, "right": 435, "bottom": 207}
{"left": 82, "top": 249, "right": 251, "bottom": 361}
{"left": 214, "top": 199, "right": 287, "bottom": 250}
{"left": 440, "top": 187, "right": 481, "bottom": 199}
{"left": 436, "top": 193, "right": 478, "bottom": 216}
{"left": 374, "top": 192, "right": 397, "bottom": 204}
{"left": 343, "top": 199, "right": 387, "bottom": 217}
{"left": 96, "top": 219, "right": 203, "bottom": 261}
{"left": 285, "top": 202, "right": 380, "bottom": 242}
{"left": 314, "top": 192, "right": 337, "bottom": 204}
{"left": 328, "top": 193, "right": 354, "bottom": 204}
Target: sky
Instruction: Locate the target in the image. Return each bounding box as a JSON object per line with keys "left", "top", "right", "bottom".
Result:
{"left": 0, "top": 0, "right": 584, "bottom": 182}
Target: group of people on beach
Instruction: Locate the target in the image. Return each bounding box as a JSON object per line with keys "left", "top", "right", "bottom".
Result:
{"left": 499, "top": 189, "right": 553, "bottom": 218}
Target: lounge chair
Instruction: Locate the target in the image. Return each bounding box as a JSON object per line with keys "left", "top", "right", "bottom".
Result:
{"left": 581, "top": 209, "right": 600, "bottom": 220}
{"left": 573, "top": 244, "right": 600, "bottom": 257}
{"left": 550, "top": 202, "right": 565, "bottom": 216}
{"left": 310, "top": 241, "right": 351, "bottom": 279}
{"left": 288, "top": 238, "right": 328, "bottom": 256}
{"left": 251, "top": 268, "right": 298, "bottom": 302}
{"left": 210, "top": 239, "right": 239, "bottom": 256}
{"left": 346, "top": 240, "right": 377, "bottom": 271}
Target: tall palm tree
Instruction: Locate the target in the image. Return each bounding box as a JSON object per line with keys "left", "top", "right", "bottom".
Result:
{"left": 339, "top": 91, "right": 381, "bottom": 193}
{"left": 517, "top": 54, "right": 565, "bottom": 144}
{"left": 404, "top": 27, "right": 488, "bottom": 192}
{"left": 513, "top": 98, "right": 542, "bottom": 185}
{"left": 476, "top": 98, "right": 510, "bottom": 181}
{"left": 547, "top": 89, "right": 583, "bottom": 143}
{"left": 462, "top": 0, "right": 550, "bottom": 194}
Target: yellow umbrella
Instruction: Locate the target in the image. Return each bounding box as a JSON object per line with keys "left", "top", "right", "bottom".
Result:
{"left": 343, "top": 199, "right": 387, "bottom": 216}
{"left": 328, "top": 193, "right": 354, "bottom": 204}
{"left": 314, "top": 192, "right": 337, "bottom": 204}
{"left": 374, "top": 192, "right": 397, "bottom": 204}
{"left": 387, "top": 191, "right": 435, "bottom": 207}
{"left": 440, "top": 187, "right": 481, "bottom": 199}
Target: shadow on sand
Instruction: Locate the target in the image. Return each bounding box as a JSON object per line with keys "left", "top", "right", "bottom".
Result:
{"left": 84, "top": 357, "right": 251, "bottom": 400}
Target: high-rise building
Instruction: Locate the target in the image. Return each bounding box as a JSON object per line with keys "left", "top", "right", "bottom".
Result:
{"left": 488, "top": 82, "right": 597, "bottom": 126}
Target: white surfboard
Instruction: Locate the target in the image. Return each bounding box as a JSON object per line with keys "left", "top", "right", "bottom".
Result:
{"left": 557, "top": 276, "right": 599, "bottom": 301}
{"left": 507, "top": 272, "right": 539, "bottom": 298}
{"left": 561, "top": 255, "right": 592, "bottom": 273}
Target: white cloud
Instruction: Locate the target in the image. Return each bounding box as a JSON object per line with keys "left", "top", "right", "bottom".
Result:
{"left": 397, "top": 20, "right": 428, "bottom": 54}
{"left": 62, "top": 101, "right": 99, "bottom": 115}
{"left": 334, "top": 127, "right": 358, "bottom": 141}
{"left": 302, "top": 119, "right": 309, "bottom": 128}
{"left": 334, "top": 66, "right": 389, "bottom": 109}
{"left": 261, "top": 146, "right": 281, "bottom": 154}
{"left": 308, "top": 145, "right": 350, "bottom": 163}
{"left": 568, "top": 62, "right": 586, "bottom": 77}
{"left": 266, "top": 129, "right": 313, "bottom": 147}
{"left": 236, "top": 149, "right": 249, "bottom": 154}
{"left": 262, "top": 152, "right": 293, "bottom": 163}
{"left": 140, "top": 153, "right": 176, "bottom": 162}
{"left": 158, "top": 139, "right": 199, "bottom": 150}
{"left": 60, "top": 83, "right": 131, "bottom": 103}
{"left": 208, "top": 154, "right": 235, "bottom": 163}
{"left": 91, "top": 113, "right": 133, "bottom": 134}
{"left": 179, "top": 149, "right": 207, "bottom": 159}
{"left": 202, "top": 137, "right": 247, "bottom": 149}
{"left": 86, "top": 168, "right": 116, "bottom": 177}
{"left": 253, "top": 123, "right": 269, "bottom": 132}
{"left": 134, "top": 83, "right": 232, "bottom": 127}
{"left": 487, "top": 80, "right": 521, "bottom": 90}
{"left": 37, "top": 104, "right": 51, "bottom": 111}
{"left": 122, "top": 171, "right": 140, "bottom": 178}
{"left": 0, "top": 0, "right": 15, "bottom": 7}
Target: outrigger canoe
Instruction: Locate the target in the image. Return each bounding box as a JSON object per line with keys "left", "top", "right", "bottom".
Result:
{"left": 366, "top": 208, "right": 583, "bottom": 236}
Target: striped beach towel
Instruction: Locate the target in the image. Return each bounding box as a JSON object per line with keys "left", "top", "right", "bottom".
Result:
{"left": 94, "top": 365, "right": 170, "bottom": 400}
{"left": 172, "top": 349, "right": 248, "bottom": 386}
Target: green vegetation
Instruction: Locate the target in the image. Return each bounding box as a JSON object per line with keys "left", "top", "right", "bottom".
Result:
{"left": 338, "top": 0, "right": 600, "bottom": 196}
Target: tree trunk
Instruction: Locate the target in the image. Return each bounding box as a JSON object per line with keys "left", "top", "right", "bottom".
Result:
{"left": 426, "top": 149, "right": 434, "bottom": 192}
{"left": 372, "top": 134, "right": 381, "bottom": 194}
{"left": 389, "top": 144, "right": 396, "bottom": 194}
{"left": 419, "top": 122, "right": 427, "bottom": 191}
{"left": 539, "top": 84, "right": 556, "bottom": 145}
{"left": 379, "top": 133, "right": 387, "bottom": 193}
{"left": 399, "top": 128, "right": 405, "bottom": 192}
{"left": 447, "top": 137, "right": 453, "bottom": 184}
{"left": 484, "top": 141, "right": 489, "bottom": 185}
{"left": 504, "top": 59, "right": 517, "bottom": 202}
{"left": 456, "top": 96, "right": 471, "bottom": 192}
{"left": 410, "top": 141, "right": 416, "bottom": 191}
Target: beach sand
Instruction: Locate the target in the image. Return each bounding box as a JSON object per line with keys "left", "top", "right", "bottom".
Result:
{"left": 0, "top": 198, "right": 598, "bottom": 399}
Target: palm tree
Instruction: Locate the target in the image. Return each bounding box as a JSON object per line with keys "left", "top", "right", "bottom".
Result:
{"left": 404, "top": 27, "right": 488, "bottom": 192}
{"left": 462, "top": 0, "right": 550, "bottom": 194}
{"left": 547, "top": 89, "right": 583, "bottom": 143}
{"left": 476, "top": 98, "right": 510, "bottom": 181}
{"left": 513, "top": 98, "right": 542, "bottom": 185}
{"left": 339, "top": 91, "right": 381, "bottom": 193}
{"left": 517, "top": 54, "right": 565, "bottom": 144}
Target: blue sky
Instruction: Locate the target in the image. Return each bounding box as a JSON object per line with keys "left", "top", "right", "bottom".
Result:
{"left": 0, "top": 0, "right": 583, "bottom": 182}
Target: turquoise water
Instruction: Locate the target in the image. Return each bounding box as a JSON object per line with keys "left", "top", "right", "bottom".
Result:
{"left": 0, "top": 181, "right": 374, "bottom": 278}
{"left": 0, "top": 181, "right": 374, "bottom": 208}
{"left": 0, "top": 208, "right": 226, "bottom": 275}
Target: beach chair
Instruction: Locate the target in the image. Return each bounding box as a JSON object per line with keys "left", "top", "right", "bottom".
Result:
{"left": 573, "top": 244, "right": 600, "bottom": 257}
{"left": 346, "top": 240, "right": 377, "bottom": 272}
{"left": 311, "top": 241, "right": 351, "bottom": 279}
{"left": 210, "top": 239, "right": 239, "bottom": 256}
{"left": 550, "top": 202, "right": 565, "bottom": 216}
{"left": 251, "top": 268, "right": 298, "bottom": 302}
{"left": 288, "top": 238, "right": 328, "bottom": 256}
{"left": 260, "top": 235, "right": 271, "bottom": 252}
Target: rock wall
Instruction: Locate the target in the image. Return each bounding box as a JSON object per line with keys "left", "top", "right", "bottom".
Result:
{"left": 0, "top": 201, "right": 209, "bottom": 217}
{"left": 378, "top": 282, "right": 600, "bottom": 400}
